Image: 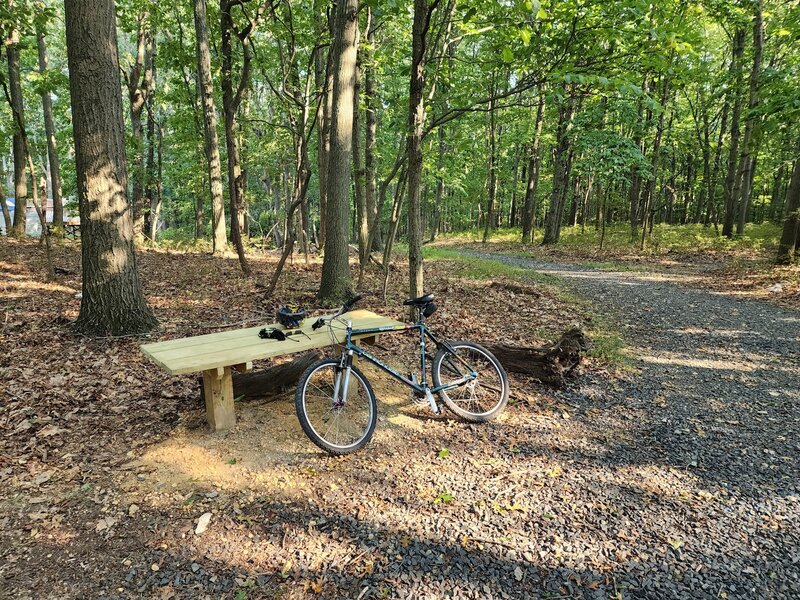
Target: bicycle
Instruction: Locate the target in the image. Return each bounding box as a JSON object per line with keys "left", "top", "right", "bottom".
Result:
{"left": 295, "top": 293, "right": 509, "bottom": 455}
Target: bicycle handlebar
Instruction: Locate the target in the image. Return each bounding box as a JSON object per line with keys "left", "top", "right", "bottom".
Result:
{"left": 311, "top": 295, "right": 364, "bottom": 330}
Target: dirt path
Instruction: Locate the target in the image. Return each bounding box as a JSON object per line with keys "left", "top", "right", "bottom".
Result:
{"left": 464, "top": 250, "right": 800, "bottom": 598}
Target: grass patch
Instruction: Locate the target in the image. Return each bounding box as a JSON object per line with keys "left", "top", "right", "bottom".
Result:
{"left": 423, "top": 246, "right": 550, "bottom": 283}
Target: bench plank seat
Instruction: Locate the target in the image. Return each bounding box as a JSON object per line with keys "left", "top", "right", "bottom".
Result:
{"left": 140, "top": 310, "right": 405, "bottom": 431}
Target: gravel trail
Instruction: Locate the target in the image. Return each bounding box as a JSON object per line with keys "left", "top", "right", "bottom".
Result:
{"left": 459, "top": 250, "right": 800, "bottom": 599}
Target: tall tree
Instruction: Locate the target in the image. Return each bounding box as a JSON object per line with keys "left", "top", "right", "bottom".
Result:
{"left": 64, "top": 0, "right": 158, "bottom": 335}
{"left": 318, "top": 0, "right": 359, "bottom": 304}
{"left": 722, "top": 28, "right": 746, "bottom": 238}
{"left": 776, "top": 138, "right": 800, "bottom": 265}
{"left": 405, "top": 0, "right": 440, "bottom": 307}
{"left": 220, "top": 0, "right": 262, "bottom": 276}
{"left": 736, "top": 1, "right": 764, "bottom": 235}
{"left": 194, "top": 0, "right": 227, "bottom": 254}
{"left": 6, "top": 18, "right": 27, "bottom": 237}
{"left": 36, "top": 27, "right": 63, "bottom": 231}
{"left": 521, "top": 91, "right": 545, "bottom": 244}
{"left": 123, "top": 12, "right": 155, "bottom": 242}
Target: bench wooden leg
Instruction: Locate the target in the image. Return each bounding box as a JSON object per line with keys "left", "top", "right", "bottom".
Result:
{"left": 202, "top": 367, "right": 235, "bottom": 432}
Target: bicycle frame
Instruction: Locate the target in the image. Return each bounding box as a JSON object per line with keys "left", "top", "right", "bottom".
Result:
{"left": 337, "top": 319, "right": 477, "bottom": 399}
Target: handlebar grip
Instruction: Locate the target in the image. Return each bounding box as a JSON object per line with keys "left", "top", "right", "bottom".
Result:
{"left": 311, "top": 317, "right": 325, "bottom": 331}
{"left": 343, "top": 295, "right": 363, "bottom": 312}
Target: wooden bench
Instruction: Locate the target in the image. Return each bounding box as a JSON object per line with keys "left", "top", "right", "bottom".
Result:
{"left": 140, "top": 309, "right": 404, "bottom": 431}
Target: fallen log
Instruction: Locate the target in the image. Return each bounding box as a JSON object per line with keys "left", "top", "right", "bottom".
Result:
{"left": 199, "top": 350, "right": 322, "bottom": 402}
{"left": 487, "top": 328, "right": 588, "bottom": 388}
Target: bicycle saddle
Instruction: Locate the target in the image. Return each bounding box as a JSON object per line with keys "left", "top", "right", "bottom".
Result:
{"left": 403, "top": 293, "right": 434, "bottom": 306}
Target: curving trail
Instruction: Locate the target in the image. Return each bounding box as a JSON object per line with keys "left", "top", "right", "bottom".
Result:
{"left": 466, "top": 250, "right": 800, "bottom": 599}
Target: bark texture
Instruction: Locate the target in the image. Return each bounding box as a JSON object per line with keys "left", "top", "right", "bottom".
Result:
{"left": 318, "top": 0, "right": 359, "bottom": 304}
{"left": 65, "top": 0, "right": 157, "bottom": 335}
{"left": 37, "top": 30, "right": 63, "bottom": 230}
{"left": 6, "top": 27, "right": 27, "bottom": 237}
{"left": 194, "top": 0, "right": 228, "bottom": 254}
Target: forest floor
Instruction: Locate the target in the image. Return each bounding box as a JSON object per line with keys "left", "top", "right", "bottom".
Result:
{"left": 2, "top": 237, "right": 798, "bottom": 599}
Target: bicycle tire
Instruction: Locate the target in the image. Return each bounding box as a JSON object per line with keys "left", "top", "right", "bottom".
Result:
{"left": 432, "top": 340, "right": 508, "bottom": 422}
{"left": 295, "top": 358, "right": 378, "bottom": 455}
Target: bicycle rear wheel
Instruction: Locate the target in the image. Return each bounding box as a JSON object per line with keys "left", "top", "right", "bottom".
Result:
{"left": 432, "top": 340, "right": 508, "bottom": 422}
{"left": 295, "top": 358, "right": 377, "bottom": 455}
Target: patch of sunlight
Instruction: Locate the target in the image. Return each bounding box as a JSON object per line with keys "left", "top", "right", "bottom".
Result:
{"left": 638, "top": 353, "right": 755, "bottom": 371}
{"left": 0, "top": 279, "right": 77, "bottom": 295}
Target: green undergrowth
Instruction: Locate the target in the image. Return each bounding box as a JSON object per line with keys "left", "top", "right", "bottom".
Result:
{"left": 437, "top": 222, "right": 782, "bottom": 257}
{"left": 424, "top": 246, "right": 629, "bottom": 369}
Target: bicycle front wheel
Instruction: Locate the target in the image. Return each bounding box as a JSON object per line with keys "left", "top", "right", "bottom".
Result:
{"left": 295, "top": 358, "right": 377, "bottom": 455}
{"left": 432, "top": 340, "right": 508, "bottom": 422}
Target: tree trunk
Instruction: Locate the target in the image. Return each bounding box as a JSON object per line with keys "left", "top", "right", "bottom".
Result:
{"left": 64, "top": 0, "right": 157, "bottom": 335}
{"left": 36, "top": 30, "right": 63, "bottom": 231}
{"left": 640, "top": 74, "right": 671, "bottom": 250}
{"left": 542, "top": 90, "right": 576, "bottom": 245}
{"left": 194, "top": 0, "right": 228, "bottom": 254}
{"left": 406, "top": 0, "right": 436, "bottom": 312}
{"left": 353, "top": 48, "right": 368, "bottom": 266}
{"left": 363, "top": 12, "right": 381, "bottom": 252}
{"left": 707, "top": 96, "right": 729, "bottom": 230}
{"left": 220, "top": 0, "right": 253, "bottom": 276}
{"left": 315, "top": 0, "right": 335, "bottom": 250}
{"left": 521, "top": 91, "right": 544, "bottom": 244}
{"left": 736, "top": 2, "right": 764, "bottom": 236}
{"left": 722, "top": 28, "right": 746, "bottom": 238}
{"left": 318, "top": 0, "right": 359, "bottom": 304}
{"left": 126, "top": 15, "right": 154, "bottom": 243}
{"left": 0, "top": 175, "right": 11, "bottom": 232}
{"left": 508, "top": 145, "right": 521, "bottom": 227}
{"left": 482, "top": 85, "right": 498, "bottom": 244}
{"left": 151, "top": 123, "right": 164, "bottom": 240}
{"left": 6, "top": 26, "right": 27, "bottom": 237}
{"left": 776, "top": 145, "right": 800, "bottom": 264}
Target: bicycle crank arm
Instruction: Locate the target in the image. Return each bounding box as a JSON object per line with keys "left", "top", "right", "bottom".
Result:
{"left": 424, "top": 389, "right": 441, "bottom": 414}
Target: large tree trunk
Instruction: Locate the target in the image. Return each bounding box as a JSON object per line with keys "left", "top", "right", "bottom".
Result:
{"left": 736, "top": 2, "right": 764, "bottom": 236}
{"left": 521, "top": 91, "right": 545, "bottom": 244}
{"left": 220, "top": 0, "right": 253, "bottom": 276}
{"left": 406, "top": 0, "right": 437, "bottom": 313}
{"left": 722, "top": 29, "right": 746, "bottom": 238}
{"left": 65, "top": 0, "right": 157, "bottom": 335}
{"left": 776, "top": 146, "right": 800, "bottom": 265}
{"left": 194, "top": 0, "right": 227, "bottom": 254}
{"left": 37, "top": 30, "right": 63, "bottom": 231}
{"left": 6, "top": 25, "right": 27, "bottom": 237}
{"left": 318, "top": 0, "right": 359, "bottom": 304}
